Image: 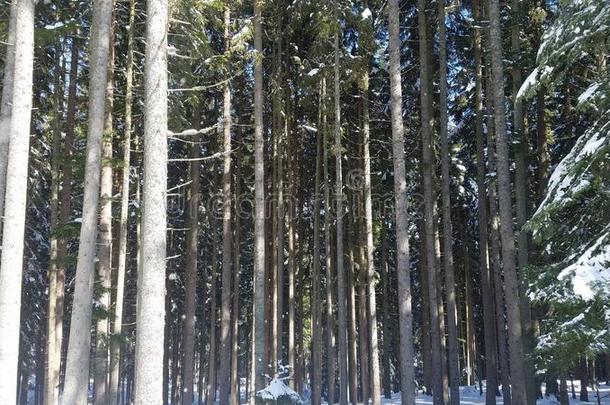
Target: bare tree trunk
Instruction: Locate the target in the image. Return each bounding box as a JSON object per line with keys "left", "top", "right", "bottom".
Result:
{"left": 133, "top": 0, "right": 168, "bottom": 402}
{"left": 323, "top": 74, "right": 336, "bottom": 404}
{"left": 45, "top": 45, "right": 64, "bottom": 405}
{"left": 472, "top": 0, "right": 498, "bottom": 400}
{"left": 379, "top": 220, "right": 392, "bottom": 399}
{"left": 94, "top": 17, "right": 116, "bottom": 403}
{"left": 287, "top": 104, "right": 297, "bottom": 386}
{"left": 230, "top": 149, "right": 242, "bottom": 405}
{"left": 417, "top": 0, "right": 444, "bottom": 403}
{"left": 207, "top": 226, "right": 219, "bottom": 405}
{"left": 361, "top": 56, "right": 382, "bottom": 405}
{"left": 311, "top": 81, "right": 324, "bottom": 405}
{"left": 181, "top": 101, "right": 202, "bottom": 405}
{"left": 109, "top": 2, "right": 135, "bottom": 403}
{"left": 62, "top": 0, "right": 114, "bottom": 401}
{"left": 345, "top": 211, "right": 358, "bottom": 404}
{"left": 357, "top": 211, "right": 370, "bottom": 404}
{"left": 438, "top": 2, "right": 460, "bottom": 403}
{"left": 253, "top": 0, "right": 267, "bottom": 392}
{"left": 488, "top": 0, "right": 528, "bottom": 401}
{"left": 0, "top": 0, "right": 17, "bottom": 236}
{"left": 388, "top": 0, "right": 416, "bottom": 402}
{"left": 219, "top": 6, "right": 234, "bottom": 404}
{"left": 333, "top": 30, "right": 349, "bottom": 405}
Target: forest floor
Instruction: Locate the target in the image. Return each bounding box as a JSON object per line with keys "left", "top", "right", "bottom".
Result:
{"left": 391, "top": 383, "right": 610, "bottom": 404}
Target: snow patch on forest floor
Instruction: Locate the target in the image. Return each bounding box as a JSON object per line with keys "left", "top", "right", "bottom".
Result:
{"left": 375, "top": 383, "right": 610, "bottom": 405}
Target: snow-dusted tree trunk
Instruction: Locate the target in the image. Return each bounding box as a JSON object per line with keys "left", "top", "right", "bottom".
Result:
{"left": 218, "top": 7, "right": 234, "bottom": 400}
{"left": 437, "top": 2, "right": 460, "bottom": 403}
{"left": 0, "top": 1, "right": 35, "bottom": 402}
{"left": 387, "top": 0, "right": 416, "bottom": 403}
{"left": 133, "top": 0, "right": 168, "bottom": 402}
{"left": 253, "top": 0, "right": 267, "bottom": 393}
{"left": 61, "top": 0, "right": 113, "bottom": 403}
{"left": 488, "top": 0, "right": 528, "bottom": 402}
{"left": 109, "top": 0, "right": 135, "bottom": 402}
{"left": 333, "top": 31, "right": 349, "bottom": 405}
{"left": 0, "top": 0, "right": 17, "bottom": 234}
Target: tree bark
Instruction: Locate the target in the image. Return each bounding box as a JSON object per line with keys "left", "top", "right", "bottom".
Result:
{"left": 437, "top": 2, "right": 460, "bottom": 402}
{"left": 311, "top": 81, "right": 324, "bottom": 405}
{"left": 416, "top": 0, "right": 444, "bottom": 403}
{"left": 94, "top": 15, "right": 115, "bottom": 403}
{"left": 357, "top": 211, "right": 370, "bottom": 404}
{"left": 488, "top": 0, "right": 528, "bottom": 402}
{"left": 219, "top": 6, "right": 234, "bottom": 404}
{"left": 379, "top": 219, "right": 392, "bottom": 398}
{"left": 62, "top": 0, "right": 113, "bottom": 401}
{"left": 333, "top": 30, "right": 349, "bottom": 405}
{"left": 207, "top": 225, "right": 219, "bottom": 405}
{"left": 472, "top": 0, "right": 498, "bottom": 400}
{"left": 133, "top": 0, "right": 168, "bottom": 401}
{"left": 253, "top": 0, "right": 267, "bottom": 392}
{"left": 230, "top": 147, "right": 243, "bottom": 405}
{"left": 0, "top": 0, "right": 17, "bottom": 237}
{"left": 345, "top": 206, "right": 358, "bottom": 404}
{"left": 388, "top": 0, "right": 416, "bottom": 402}
{"left": 109, "top": 1, "right": 135, "bottom": 402}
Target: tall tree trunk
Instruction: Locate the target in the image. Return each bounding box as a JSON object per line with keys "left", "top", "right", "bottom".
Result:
{"left": 323, "top": 75, "right": 336, "bottom": 404}
{"left": 438, "top": 2, "right": 460, "bottom": 403}
{"left": 253, "top": 0, "right": 267, "bottom": 392}
{"left": 357, "top": 211, "right": 370, "bottom": 404}
{"left": 287, "top": 104, "right": 297, "bottom": 386}
{"left": 488, "top": 0, "right": 528, "bottom": 402}
{"left": 536, "top": 88, "right": 549, "bottom": 202}
{"left": 62, "top": 0, "right": 114, "bottom": 401}
{"left": 361, "top": 52, "right": 382, "bottom": 405}
{"left": 472, "top": 0, "right": 498, "bottom": 400}
{"left": 109, "top": 1, "right": 135, "bottom": 403}
{"left": 182, "top": 101, "right": 202, "bottom": 405}
{"left": 45, "top": 44, "right": 64, "bottom": 405}
{"left": 0, "top": 0, "right": 17, "bottom": 235}
{"left": 333, "top": 30, "right": 349, "bottom": 405}
{"left": 275, "top": 92, "right": 285, "bottom": 373}
{"left": 379, "top": 219, "right": 392, "bottom": 398}
{"left": 345, "top": 209, "right": 358, "bottom": 404}
{"left": 416, "top": 0, "right": 444, "bottom": 402}
{"left": 230, "top": 149, "right": 243, "bottom": 405}
{"left": 388, "top": 0, "right": 416, "bottom": 402}
{"left": 95, "top": 16, "right": 116, "bottom": 404}
{"left": 207, "top": 225, "right": 219, "bottom": 405}
{"left": 311, "top": 81, "right": 324, "bottom": 405}
{"left": 133, "top": 0, "right": 168, "bottom": 402}
{"left": 54, "top": 34, "right": 80, "bottom": 402}
{"left": 219, "top": 6, "right": 234, "bottom": 404}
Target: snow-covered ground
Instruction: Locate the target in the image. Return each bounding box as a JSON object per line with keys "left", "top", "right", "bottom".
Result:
{"left": 379, "top": 383, "right": 610, "bottom": 405}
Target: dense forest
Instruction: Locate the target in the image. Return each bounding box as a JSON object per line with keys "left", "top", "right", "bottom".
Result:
{"left": 0, "top": 0, "right": 608, "bottom": 404}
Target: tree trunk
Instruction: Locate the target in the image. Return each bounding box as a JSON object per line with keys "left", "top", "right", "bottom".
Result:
{"left": 488, "top": 0, "right": 528, "bottom": 402}
{"left": 472, "top": 0, "right": 498, "bottom": 400}
{"left": 437, "top": 2, "right": 460, "bottom": 402}
{"left": 361, "top": 54, "right": 382, "bottom": 405}
{"left": 94, "top": 16, "right": 115, "bottom": 404}
{"left": 0, "top": 0, "right": 17, "bottom": 235}
{"left": 133, "top": 0, "right": 168, "bottom": 402}
{"left": 323, "top": 74, "right": 336, "bottom": 404}
{"left": 62, "top": 0, "right": 114, "bottom": 401}
{"left": 207, "top": 225, "right": 219, "bottom": 405}
{"left": 357, "top": 212, "right": 370, "bottom": 404}
{"left": 311, "top": 81, "right": 324, "bottom": 405}
{"left": 580, "top": 358, "right": 589, "bottom": 402}
{"left": 252, "top": 0, "right": 267, "bottom": 392}
{"left": 109, "top": 1, "right": 135, "bottom": 403}
{"left": 379, "top": 219, "right": 392, "bottom": 398}
{"left": 181, "top": 100, "right": 202, "bottom": 405}
{"left": 388, "top": 0, "right": 416, "bottom": 402}
{"left": 345, "top": 208, "right": 358, "bottom": 404}
{"left": 333, "top": 30, "right": 349, "bottom": 405}
{"left": 287, "top": 102, "right": 297, "bottom": 387}
{"left": 230, "top": 147, "right": 243, "bottom": 405}
{"left": 219, "top": 6, "right": 234, "bottom": 404}
{"left": 45, "top": 44, "right": 63, "bottom": 405}
{"left": 536, "top": 88, "right": 549, "bottom": 203}
{"left": 417, "top": 0, "right": 444, "bottom": 403}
